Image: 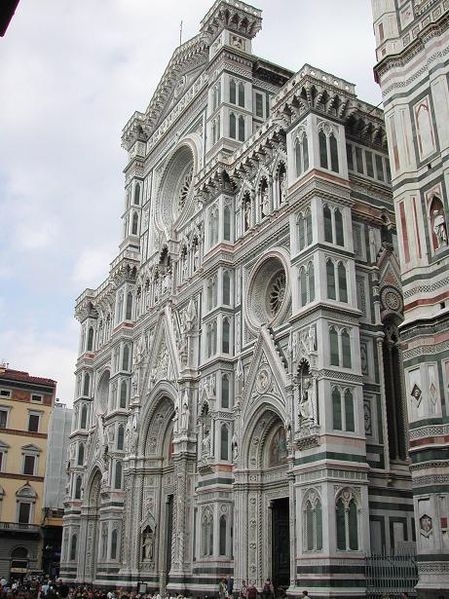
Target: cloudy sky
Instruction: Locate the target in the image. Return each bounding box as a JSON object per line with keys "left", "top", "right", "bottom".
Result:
{"left": 0, "top": 0, "right": 382, "bottom": 406}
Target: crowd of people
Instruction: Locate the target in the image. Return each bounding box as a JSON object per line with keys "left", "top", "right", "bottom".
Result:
{"left": 0, "top": 576, "right": 309, "bottom": 599}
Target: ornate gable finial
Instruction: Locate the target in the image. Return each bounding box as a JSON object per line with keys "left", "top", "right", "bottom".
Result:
{"left": 200, "top": 0, "right": 262, "bottom": 42}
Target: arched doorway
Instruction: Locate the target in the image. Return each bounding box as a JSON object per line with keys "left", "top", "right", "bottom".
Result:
{"left": 139, "top": 394, "right": 175, "bottom": 592}
{"left": 237, "top": 407, "right": 291, "bottom": 593}
{"left": 81, "top": 468, "right": 101, "bottom": 582}
{"left": 10, "top": 546, "right": 28, "bottom": 581}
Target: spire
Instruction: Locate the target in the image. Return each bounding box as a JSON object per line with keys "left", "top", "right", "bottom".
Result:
{"left": 200, "top": 0, "right": 262, "bottom": 43}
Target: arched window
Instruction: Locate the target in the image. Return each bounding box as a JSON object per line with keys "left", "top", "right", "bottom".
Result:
{"left": 324, "top": 205, "right": 333, "bottom": 242}
{"left": 330, "top": 133, "right": 339, "bottom": 172}
{"left": 326, "top": 259, "right": 336, "bottom": 300}
{"left": 305, "top": 496, "right": 323, "bottom": 551}
{"left": 238, "top": 116, "right": 245, "bottom": 142}
{"left": 122, "top": 345, "right": 130, "bottom": 371}
{"left": 119, "top": 380, "right": 128, "bottom": 409}
{"left": 131, "top": 211, "right": 139, "bottom": 236}
{"left": 308, "top": 262, "right": 315, "bottom": 302}
{"left": 335, "top": 208, "right": 344, "bottom": 246}
{"left": 134, "top": 183, "right": 141, "bottom": 206}
{"left": 332, "top": 387, "right": 342, "bottom": 430}
{"left": 300, "top": 267, "right": 307, "bottom": 307}
{"left": 221, "top": 374, "right": 230, "bottom": 408}
{"left": 306, "top": 209, "right": 312, "bottom": 245}
{"left": 336, "top": 491, "right": 358, "bottom": 550}
{"left": 229, "top": 113, "right": 236, "bottom": 139}
{"left": 83, "top": 373, "right": 90, "bottom": 397}
{"left": 219, "top": 515, "right": 227, "bottom": 556}
{"left": 114, "top": 461, "right": 123, "bottom": 490}
{"left": 344, "top": 389, "right": 355, "bottom": 432}
{"left": 201, "top": 509, "right": 213, "bottom": 556}
{"left": 341, "top": 330, "right": 351, "bottom": 368}
{"left": 125, "top": 292, "right": 133, "bottom": 320}
{"left": 303, "top": 133, "right": 309, "bottom": 171}
{"left": 77, "top": 443, "right": 84, "bottom": 466}
{"left": 238, "top": 82, "right": 245, "bottom": 107}
{"left": 224, "top": 203, "right": 231, "bottom": 241}
{"left": 338, "top": 262, "right": 348, "bottom": 303}
{"left": 74, "top": 476, "right": 82, "bottom": 499}
{"left": 329, "top": 327, "right": 339, "bottom": 366}
{"left": 222, "top": 318, "right": 230, "bottom": 354}
{"left": 230, "top": 79, "right": 236, "bottom": 104}
{"left": 220, "top": 424, "right": 229, "bottom": 460}
{"left": 319, "top": 130, "right": 328, "bottom": 169}
{"left": 117, "top": 424, "right": 124, "bottom": 450}
{"left": 111, "top": 528, "right": 118, "bottom": 560}
{"left": 70, "top": 534, "right": 78, "bottom": 561}
{"left": 87, "top": 327, "right": 94, "bottom": 351}
{"left": 80, "top": 405, "right": 88, "bottom": 429}
{"left": 295, "top": 139, "right": 303, "bottom": 177}
{"left": 223, "top": 271, "right": 231, "bottom": 305}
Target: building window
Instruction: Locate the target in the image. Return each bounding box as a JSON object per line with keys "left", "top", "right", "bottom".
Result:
{"left": 323, "top": 204, "right": 344, "bottom": 247}
{"left": 255, "top": 92, "right": 264, "bottom": 118}
{"left": 23, "top": 455, "right": 36, "bottom": 476}
{"left": 238, "top": 82, "right": 245, "bottom": 107}
{"left": 332, "top": 387, "right": 356, "bottom": 433}
{"left": 220, "top": 424, "right": 229, "bottom": 460}
{"left": 117, "top": 425, "right": 125, "bottom": 450}
{"left": 0, "top": 409, "right": 8, "bottom": 429}
{"left": 31, "top": 394, "right": 42, "bottom": 403}
{"left": 229, "top": 112, "right": 236, "bottom": 139}
{"left": 0, "top": 389, "right": 11, "bottom": 399}
{"left": 86, "top": 327, "right": 94, "bottom": 352}
{"left": 131, "top": 211, "right": 139, "bottom": 235}
{"left": 222, "top": 317, "right": 230, "bottom": 354}
{"left": 122, "top": 344, "right": 131, "bottom": 371}
{"left": 125, "top": 292, "right": 133, "bottom": 320}
{"left": 326, "top": 259, "right": 336, "bottom": 300}
{"left": 80, "top": 405, "right": 88, "bottom": 429}
{"left": 83, "top": 372, "right": 90, "bottom": 397}
{"left": 238, "top": 115, "right": 245, "bottom": 141}
{"left": 74, "top": 476, "right": 82, "bottom": 500}
{"left": 201, "top": 508, "right": 213, "bottom": 556}
{"left": 230, "top": 79, "right": 236, "bottom": 104}
{"left": 299, "top": 261, "right": 315, "bottom": 307}
{"left": 223, "top": 270, "right": 231, "bottom": 305}
{"left": 223, "top": 203, "right": 232, "bottom": 241}
{"left": 336, "top": 490, "right": 359, "bottom": 550}
{"left": 326, "top": 259, "right": 348, "bottom": 302}
{"left": 305, "top": 495, "right": 323, "bottom": 551}
{"left": 28, "top": 413, "right": 40, "bottom": 433}
{"left": 329, "top": 326, "right": 339, "bottom": 366}
{"left": 206, "top": 321, "right": 217, "bottom": 358}
{"left": 111, "top": 528, "right": 118, "bottom": 560}
{"left": 114, "top": 461, "right": 123, "bottom": 490}
{"left": 297, "top": 209, "right": 313, "bottom": 251}
{"left": 219, "top": 515, "right": 227, "bottom": 555}
{"left": 319, "top": 127, "right": 339, "bottom": 173}
{"left": 221, "top": 374, "right": 230, "bottom": 408}
{"left": 18, "top": 502, "right": 31, "bottom": 524}
{"left": 134, "top": 183, "right": 141, "bottom": 206}
{"left": 77, "top": 443, "right": 85, "bottom": 466}
{"left": 207, "top": 275, "right": 218, "bottom": 311}
{"left": 119, "top": 380, "right": 128, "bottom": 409}
{"left": 329, "top": 326, "right": 352, "bottom": 368}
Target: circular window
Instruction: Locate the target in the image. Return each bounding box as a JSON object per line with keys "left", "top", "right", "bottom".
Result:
{"left": 246, "top": 252, "right": 290, "bottom": 331}
{"left": 157, "top": 145, "right": 194, "bottom": 230}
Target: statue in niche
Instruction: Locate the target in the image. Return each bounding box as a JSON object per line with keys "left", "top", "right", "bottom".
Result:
{"left": 180, "top": 393, "right": 190, "bottom": 432}
{"left": 244, "top": 196, "right": 251, "bottom": 230}
{"left": 432, "top": 208, "right": 448, "bottom": 248}
{"left": 142, "top": 527, "right": 155, "bottom": 560}
{"left": 298, "top": 362, "right": 316, "bottom": 427}
{"left": 232, "top": 434, "right": 239, "bottom": 461}
{"left": 201, "top": 429, "right": 211, "bottom": 458}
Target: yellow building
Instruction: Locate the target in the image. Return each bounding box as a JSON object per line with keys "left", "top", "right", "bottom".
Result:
{"left": 0, "top": 365, "right": 56, "bottom": 579}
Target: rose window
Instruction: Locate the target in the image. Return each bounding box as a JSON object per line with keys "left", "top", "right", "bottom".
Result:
{"left": 178, "top": 166, "right": 193, "bottom": 211}
{"left": 246, "top": 254, "right": 290, "bottom": 331}
{"left": 268, "top": 271, "right": 286, "bottom": 316}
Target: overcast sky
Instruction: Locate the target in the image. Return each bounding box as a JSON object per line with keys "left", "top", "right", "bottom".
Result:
{"left": 0, "top": 0, "right": 381, "bottom": 407}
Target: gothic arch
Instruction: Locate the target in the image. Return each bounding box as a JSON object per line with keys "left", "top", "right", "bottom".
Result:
{"left": 240, "top": 402, "right": 289, "bottom": 471}
{"left": 138, "top": 381, "right": 177, "bottom": 457}
{"left": 84, "top": 466, "right": 102, "bottom": 508}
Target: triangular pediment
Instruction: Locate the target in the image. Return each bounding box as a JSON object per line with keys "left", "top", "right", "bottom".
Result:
{"left": 144, "top": 307, "right": 180, "bottom": 390}
{"left": 241, "top": 326, "right": 289, "bottom": 417}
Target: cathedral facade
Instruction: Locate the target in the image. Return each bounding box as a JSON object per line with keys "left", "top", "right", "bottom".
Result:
{"left": 372, "top": 1, "right": 449, "bottom": 596}
{"left": 61, "top": 2, "right": 415, "bottom": 597}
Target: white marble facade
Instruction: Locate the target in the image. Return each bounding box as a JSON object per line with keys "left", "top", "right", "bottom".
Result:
{"left": 61, "top": 2, "right": 415, "bottom": 597}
